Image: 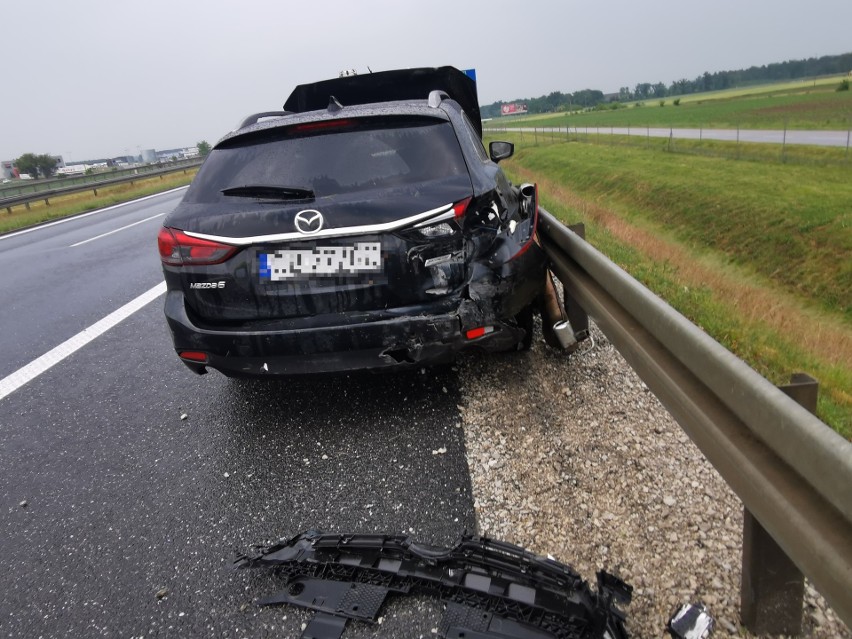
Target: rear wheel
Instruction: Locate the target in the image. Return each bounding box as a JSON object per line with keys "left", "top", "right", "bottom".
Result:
{"left": 514, "top": 303, "right": 535, "bottom": 351}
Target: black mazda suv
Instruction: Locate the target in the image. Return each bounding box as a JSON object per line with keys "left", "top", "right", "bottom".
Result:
{"left": 158, "top": 67, "right": 547, "bottom": 376}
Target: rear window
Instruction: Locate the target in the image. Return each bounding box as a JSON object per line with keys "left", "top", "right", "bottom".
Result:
{"left": 185, "top": 117, "right": 470, "bottom": 203}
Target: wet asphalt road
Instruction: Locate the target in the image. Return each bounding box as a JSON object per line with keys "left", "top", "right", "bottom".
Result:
{"left": 0, "top": 189, "right": 182, "bottom": 378}
{"left": 0, "top": 192, "right": 476, "bottom": 637}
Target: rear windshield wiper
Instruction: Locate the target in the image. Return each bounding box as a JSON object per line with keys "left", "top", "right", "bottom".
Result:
{"left": 221, "top": 185, "right": 315, "bottom": 200}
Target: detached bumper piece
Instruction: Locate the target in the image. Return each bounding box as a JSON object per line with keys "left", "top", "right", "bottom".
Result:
{"left": 667, "top": 603, "right": 715, "bottom": 639}
{"left": 234, "top": 530, "right": 631, "bottom": 639}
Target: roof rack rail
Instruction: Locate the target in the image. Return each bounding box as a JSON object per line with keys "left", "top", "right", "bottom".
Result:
{"left": 237, "top": 111, "right": 291, "bottom": 129}
{"left": 428, "top": 89, "right": 449, "bottom": 108}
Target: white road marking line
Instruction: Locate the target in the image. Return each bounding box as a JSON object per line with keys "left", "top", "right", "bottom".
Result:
{"left": 0, "top": 186, "right": 188, "bottom": 242}
{"left": 70, "top": 212, "right": 165, "bottom": 247}
{"left": 0, "top": 282, "right": 167, "bottom": 402}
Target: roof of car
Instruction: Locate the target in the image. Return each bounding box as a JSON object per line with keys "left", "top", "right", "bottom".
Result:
{"left": 217, "top": 100, "right": 457, "bottom": 148}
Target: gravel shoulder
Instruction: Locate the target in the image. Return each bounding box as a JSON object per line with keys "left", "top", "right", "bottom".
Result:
{"left": 458, "top": 322, "right": 849, "bottom": 638}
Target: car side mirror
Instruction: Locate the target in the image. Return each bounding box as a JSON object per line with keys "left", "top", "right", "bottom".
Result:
{"left": 489, "top": 141, "right": 514, "bottom": 163}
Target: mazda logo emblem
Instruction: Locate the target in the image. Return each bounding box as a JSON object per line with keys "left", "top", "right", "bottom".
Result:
{"left": 294, "top": 209, "right": 324, "bottom": 235}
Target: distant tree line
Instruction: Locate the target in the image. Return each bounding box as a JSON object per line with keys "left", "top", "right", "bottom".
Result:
{"left": 481, "top": 52, "right": 852, "bottom": 117}
{"left": 624, "top": 52, "right": 852, "bottom": 101}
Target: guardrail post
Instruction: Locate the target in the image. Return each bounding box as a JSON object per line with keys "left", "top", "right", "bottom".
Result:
{"left": 740, "top": 373, "right": 816, "bottom": 635}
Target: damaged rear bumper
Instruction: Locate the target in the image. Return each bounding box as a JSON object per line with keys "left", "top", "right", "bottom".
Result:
{"left": 235, "top": 530, "right": 632, "bottom": 639}
{"left": 164, "top": 291, "right": 524, "bottom": 376}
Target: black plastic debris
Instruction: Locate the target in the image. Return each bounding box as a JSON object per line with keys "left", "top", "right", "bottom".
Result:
{"left": 235, "top": 530, "right": 631, "bottom": 639}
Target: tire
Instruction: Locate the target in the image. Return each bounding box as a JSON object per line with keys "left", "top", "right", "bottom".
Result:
{"left": 514, "top": 303, "right": 535, "bottom": 351}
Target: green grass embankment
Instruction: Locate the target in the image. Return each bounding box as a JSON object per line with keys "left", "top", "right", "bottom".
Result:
{"left": 524, "top": 141, "right": 851, "bottom": 318}
{"left": 493, "top": 136, "right": 851, "bottom": 436}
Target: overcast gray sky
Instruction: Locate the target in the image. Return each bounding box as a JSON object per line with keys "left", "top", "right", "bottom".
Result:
{"left": 2, "top": 0, "right": 850, "bottom": 162}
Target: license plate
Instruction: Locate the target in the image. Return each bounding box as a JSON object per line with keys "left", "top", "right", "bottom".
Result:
{"left": 259, "top": 242, "right": 382, "bottom": 281}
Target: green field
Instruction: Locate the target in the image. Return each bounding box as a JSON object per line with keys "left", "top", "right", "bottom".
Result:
{"left": 492, "top": 76, "right": 852, "bottom": 130}
{"left": 489, "top": 134, "right": 852, "bottom": 436}
{"left": 666, "top": 75, "right": 846, "bottom": 103}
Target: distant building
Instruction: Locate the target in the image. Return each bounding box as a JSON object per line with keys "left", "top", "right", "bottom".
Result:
{"left": 156, "top": 149, "right": 181, "bottom": 162}
{"left": 500, "top": 103, "right": 528, "bottom": 116}
{"left": 152, "top": 147, "right": 201, "bottom": 162}
{"left": 56, "top": 164, "right": 87, "bottom": 176}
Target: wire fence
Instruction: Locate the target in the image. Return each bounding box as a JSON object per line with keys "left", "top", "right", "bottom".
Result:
{"left": 484, "top": 125, "right": 852, "bottom": 167}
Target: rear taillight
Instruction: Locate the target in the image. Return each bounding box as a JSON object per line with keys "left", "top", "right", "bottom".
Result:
{"left": 158, "top": 227, "right": 238, "bottom": 266}
{"left": 466, "top": 326, "right": 495, "bottom": 340}
{"left": 509, "top": 184, "right": 540, "bottom": 261}
{"left": 452, "top": 197, "right": 472, "bottom": 219}
{"left": 291, "top": 119, "right": 355, "bottom": 133}
{"left": 179, "top": 351, "right": 208, "bottom": 363}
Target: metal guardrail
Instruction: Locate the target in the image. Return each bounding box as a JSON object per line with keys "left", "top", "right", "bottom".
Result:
{"left": 0, "top": 157, "right": 202, "bottom": 198}
{"left": 1, "top": 159, "right": 203, "bottom": 214}
{"left": 537, "top": 208, "right": 852, "bottom": 629}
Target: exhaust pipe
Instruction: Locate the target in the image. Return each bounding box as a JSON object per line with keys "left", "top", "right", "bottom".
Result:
{"left": 541, "top": 271, "right": 579, "bottom": 352}
{"left": 519, "top": 183, "right": 536, "bottom": 198}
{"left": 518, "top": 183, "right": 536, "bottom": 217}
